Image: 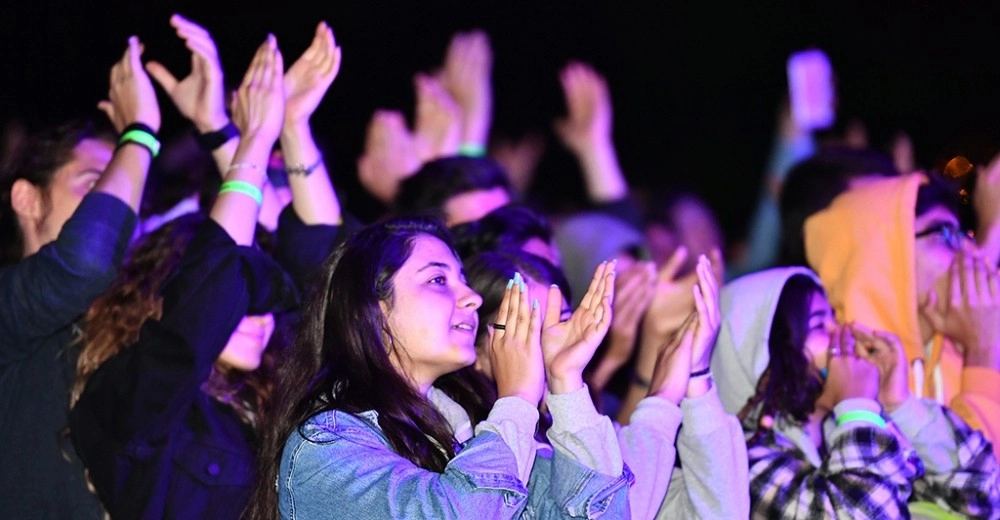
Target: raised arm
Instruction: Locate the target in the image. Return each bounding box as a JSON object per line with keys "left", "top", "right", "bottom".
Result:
{"left": 147, "top": 14, "right": 286, "bottom": 230}
{"left": 95, "top": 36, "right": 160, "bottom": 212}
{"left": 280, "top": 21, "right": 342, "bottom": 225}
{"left": 974, "top": 154, "right": 1000, "bottom": 268}
{"left": 541, "top": 262, "right": 624, "bottom": 475}
{"left": 145, "top": 14, "right": 236, "bottom": 176}
{"left": 357, "top": 110, "right": 422, "bottom": 206}
{"left": 211, "top": 35, "right": 285, "bottom": 244}
{"left": 587, "top": 261, "right": 655, "bottom": 394}
{"left": 0, "top": 37, "right": 157, "bottom": 350}
{"left": 440, "top": 31, "right": 493, "bottom": 155}
{"left": 554, "top": 62, "right": 627, "bottom": 204}
{"left": 920, "top": 248, "right": 1000, "bottom": 462}
{"left": 413, "top": 73, "right": 462, "bottom": 162}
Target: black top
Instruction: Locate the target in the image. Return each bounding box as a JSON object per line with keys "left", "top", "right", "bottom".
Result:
{"left": 69, "top": 219, "right": 299, "bottom": 520}
{"left": 0, "top": 192, "right": 135, "bottom": 519}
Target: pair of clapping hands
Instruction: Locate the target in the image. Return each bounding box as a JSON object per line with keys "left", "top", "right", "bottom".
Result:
{"left": 101, "top": 14, "right": 341, "bottom": 151}
{"left": 488, "top": 262, "right": 616, "bottom": 405}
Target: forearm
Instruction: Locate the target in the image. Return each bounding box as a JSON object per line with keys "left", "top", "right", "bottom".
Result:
{"left": 474, "top": 397, "right": 540, "bottom": 486}
{"left": 0, "top": 193, "right": 135, "bottom": 349}
{"left": 889, "top": 396, "right": 961, "bottom": 473}
{"left": 617, "top": 335, "right": 661, "bottom": 424}
{"left": 976, "top": 217, "right": 1000, "bottom": 268}
{"left": 210, "top": 134, "right": 272, "bottom": 245}
{"left": 618, "top": 396, "right": 681, "bottom": 519}
{"left": 460, "top": 107, "right": 491, "bottom": 151}
{"left": 545, "top": 384, "right": 623, "bottom": 477}
{"left": 280, "top": 121, "right": 341, "bottom": 225}
{"left": 92, "top": 143, "right": 152, "bottom": 214}
{"left": 575, "top": 140, "right": 628, "bottom": 203}
{"left": 665, "top": 387, "right": 750, "bottom": 519}
{"left": 587, "top": 335, "right": 633, "bottom": 393}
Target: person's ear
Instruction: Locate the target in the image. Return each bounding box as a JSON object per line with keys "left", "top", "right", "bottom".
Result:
{"left": 10, "top": 179, "right": 44, "bottom": 221}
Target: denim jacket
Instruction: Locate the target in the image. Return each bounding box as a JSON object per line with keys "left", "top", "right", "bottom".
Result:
{"left": 279, "top": 395, "right": 633, "bottom": 519}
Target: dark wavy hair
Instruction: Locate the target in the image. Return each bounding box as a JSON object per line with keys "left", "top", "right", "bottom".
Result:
{"left": 457, "top": 250, "right": 570, "bottom": 435}
{"left": 464, "top": 250, "right": 571, "bottom": 349}
{"left": 246, "top": 216, "right": 489, "bottom": 520}
{"left": 73, "top": 213, "right": 275, "bottom": 428}
{"left": 394, "top": 156, "right": 512, "bottom": 220}
{"left": 450, "top": 204, "right": 553, "bottom": 260}
{"left": 741, "top": 274, "right": 826, "bottom": 436}
{"left": 915, "top": 172, "right": 960, "bottom": 218}
{"left": 778, "top": 147, "right": 898, "bottom": 267}
{"left": 0, "top": 119, "right": 115, "bottom": 265}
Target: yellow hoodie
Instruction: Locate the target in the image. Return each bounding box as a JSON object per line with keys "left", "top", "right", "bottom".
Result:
{"left": 804, "top": 174, "right": 1000, "bottom": 462}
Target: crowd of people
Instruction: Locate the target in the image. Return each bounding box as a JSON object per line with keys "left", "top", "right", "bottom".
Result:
{"left": 2, "top": 13, "right": 999, "bottom": 520}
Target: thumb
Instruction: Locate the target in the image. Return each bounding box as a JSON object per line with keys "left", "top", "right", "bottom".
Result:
{"left": 97, "top": 101, "right": 117, "bottom": 128}
{"left": 543, "top": 284, "right": 562, "bottom": 330}
{"left": 145, "top": 61, "right": 179, "bottom": 92}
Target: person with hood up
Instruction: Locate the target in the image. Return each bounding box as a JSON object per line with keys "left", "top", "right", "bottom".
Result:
{"left": 804, "top": 174, "right": 1000, "bottom": 463}
{"left": 711, "top": 267, "right": 1000, "bottom": 519}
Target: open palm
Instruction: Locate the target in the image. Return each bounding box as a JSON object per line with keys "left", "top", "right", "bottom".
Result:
{"left": 542, "top": 261, "right": 615, "bottom": 393}
{"left": 284, "top": 21, "right": 341, "bottom": 124}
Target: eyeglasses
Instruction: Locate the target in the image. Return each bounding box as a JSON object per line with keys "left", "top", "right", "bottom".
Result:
{"left": 914, "top": 223, "right": 966, "bottom": 251}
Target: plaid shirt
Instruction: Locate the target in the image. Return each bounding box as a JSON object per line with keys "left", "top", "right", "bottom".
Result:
{"left": 747, "top": 423, "right": 918, "bottom": 519}
{"left": 747, "top": 405, "right": 1000, "bottom": 520}
{"left": 910, "top": 406, "right": 1000, "bottom": 519}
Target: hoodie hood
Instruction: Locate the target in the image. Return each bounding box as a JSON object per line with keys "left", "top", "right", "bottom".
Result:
{"left": 711, "top": 267, "right": 822, "bottom": 417}
{"left": 803, "top": 174, "right": 925, "bottom": 364}
{"left": 554, "top": 212, "right": 646, "bottom": 306}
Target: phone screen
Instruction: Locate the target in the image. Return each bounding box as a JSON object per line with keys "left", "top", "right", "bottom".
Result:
{"left": 787, "top": 49, "right": 835, "bottom": 131}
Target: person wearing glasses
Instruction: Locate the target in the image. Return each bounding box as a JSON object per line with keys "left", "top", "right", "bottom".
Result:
{"left": 803, "top": 172, "right": 1000, "bottom": 464}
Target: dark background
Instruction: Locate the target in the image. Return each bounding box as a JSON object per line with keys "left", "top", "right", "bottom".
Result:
{"left": 3, "top": 0, "right": 999, "bottom": 241}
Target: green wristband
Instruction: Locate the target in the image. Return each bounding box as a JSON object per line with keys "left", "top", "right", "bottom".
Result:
{"left": 457, "top": 143, "right": 486, "bottom": 158}
{"left": 836, "top": 410, "right": 886, "bottom": 429}
{"left": 118, "top": 129, "right": 161, "bottom": 157}
{"left": 219, "top": 180, "right": 263, "bottom": 206}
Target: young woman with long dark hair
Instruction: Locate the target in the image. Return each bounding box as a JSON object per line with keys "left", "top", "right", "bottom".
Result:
{"left": 712, "top": 267, "right": 1000, "bottom": 518}
{"left": 68, "top": 35, "right": 298, "bottom": 519}
{"left": 247, "top": 217, "right": 632, "bottom": 519}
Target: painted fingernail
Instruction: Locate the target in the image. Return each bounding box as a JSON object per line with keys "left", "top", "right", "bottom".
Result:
{"left": 532, "top": 298, "right": 539, "bottom": 310}
{"left": 506, "top": 279, "right": 514, "bottom": 290}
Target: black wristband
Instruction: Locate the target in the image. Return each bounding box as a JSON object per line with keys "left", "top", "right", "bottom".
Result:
{"left": 690, "top": 367, "right": 712, "bottom": 378}
{"left": 631, "top": 372, "right": 652, "bottom": 389}
{"left": 195, "top": 122, "right": 239, "bottom": 151}
{"left": 121, "top": 122, "right": 157, "bottom": 138}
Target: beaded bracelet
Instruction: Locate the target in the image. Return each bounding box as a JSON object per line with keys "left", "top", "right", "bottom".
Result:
{"left": 836, "top": 410, "right": 886, "bottom": 429}
{"left": 226, "top": 162, "right": 262, "bottom": 174}
{"left": 219, "top": 180, "right": 263, "bottom": 206}
{"left": 285, "top": 155, "right": 323, "bottom": 176}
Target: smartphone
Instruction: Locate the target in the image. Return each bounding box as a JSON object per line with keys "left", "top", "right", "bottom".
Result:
{"left": 787, "top": 49, "right": 835, "bottom": 131}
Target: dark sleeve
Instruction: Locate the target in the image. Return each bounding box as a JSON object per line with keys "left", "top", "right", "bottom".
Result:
{"left": 0, "top": 193, "right": 135, "bottom": 360}
{"left": 591, "top": 197, "right": 644, "bottom": 233}
{"left": 274, "top": 205, "right": 362, "bottom": 293}
{"left": 70, "top": 219, "right": 298, "bottom": 447}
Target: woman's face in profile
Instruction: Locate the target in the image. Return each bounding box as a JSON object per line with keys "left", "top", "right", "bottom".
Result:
{"left": 382, "top": 235, "right": 483, "bottom": 389}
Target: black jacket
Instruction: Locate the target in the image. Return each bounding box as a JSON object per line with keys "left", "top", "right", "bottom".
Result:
{"left": 70, "top": 220, "right": 298, "bottom": 520}
{"left": 0, "top": 193, "right": 134, "bottom": 519}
